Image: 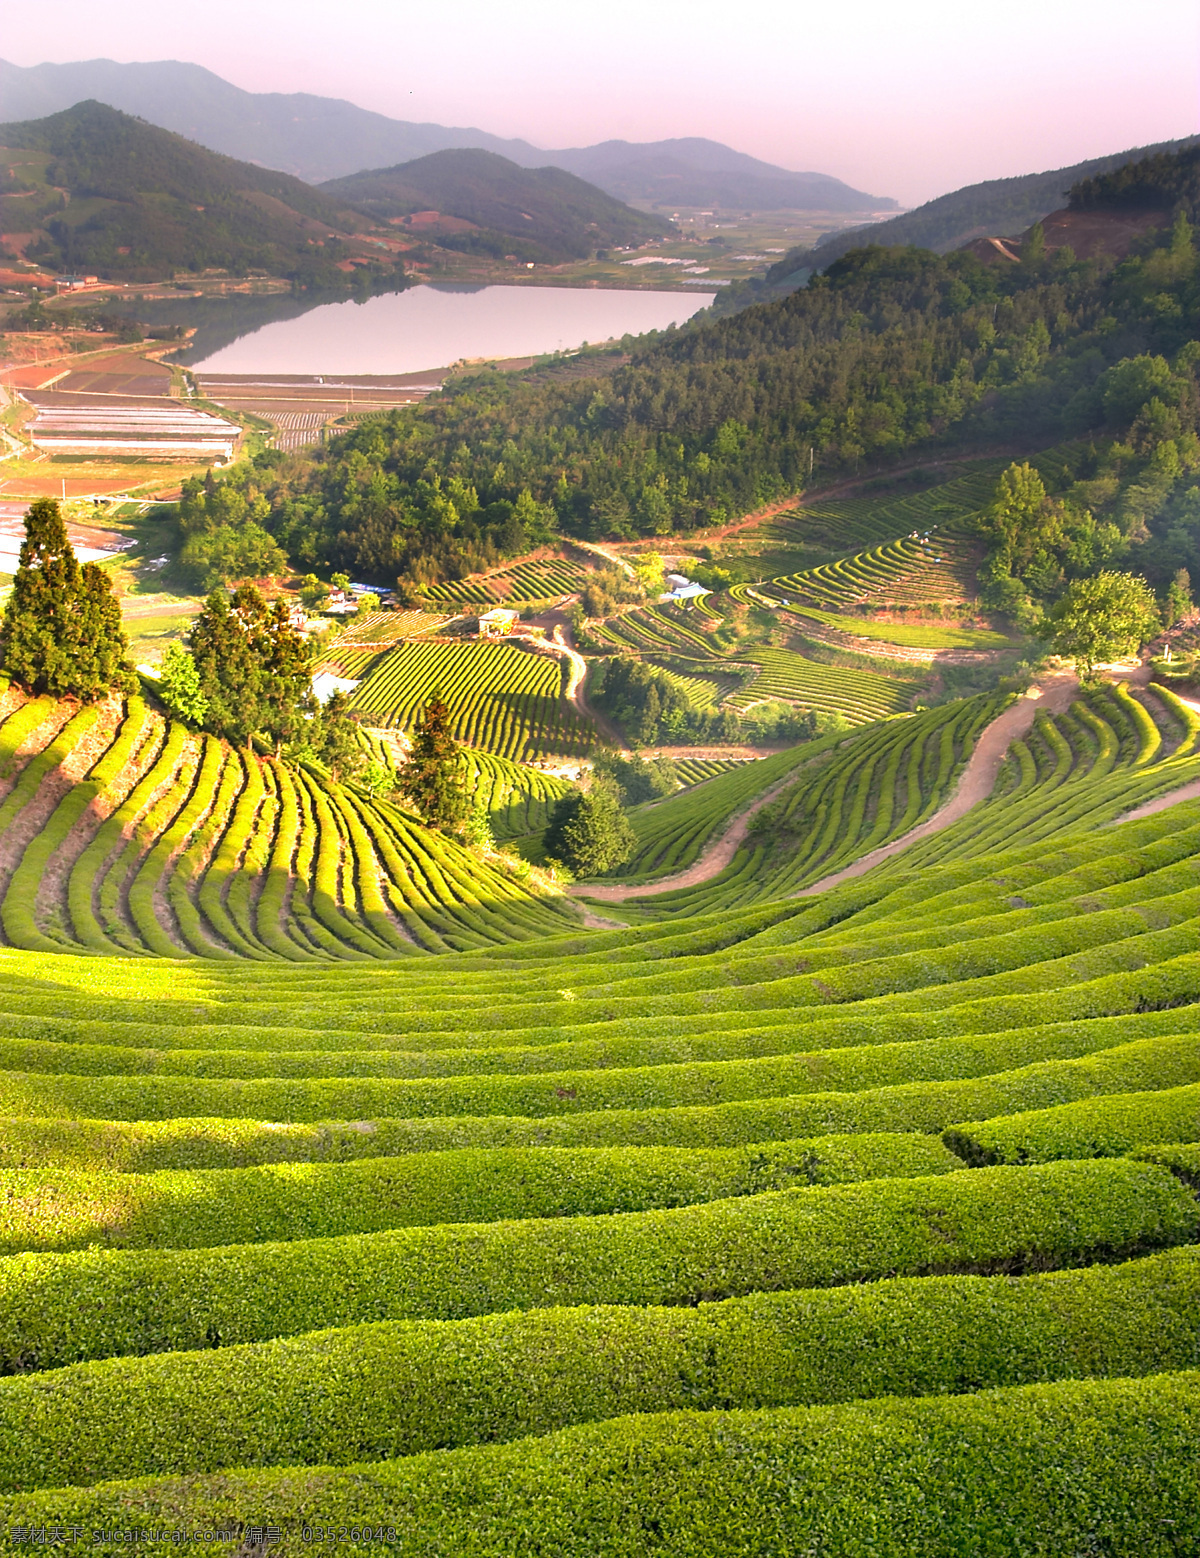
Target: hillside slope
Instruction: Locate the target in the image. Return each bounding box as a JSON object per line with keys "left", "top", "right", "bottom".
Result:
{"left": 0, "top": 100, "right": 389, "bottom": 283}
{"left": 716, "top": 134, "right": 1200, "bottom": 310}
{"left": 0, "top": 684, "right": 571, "bottom": 958}
{"left": 0, "top": 695, "right": 1193, "bottom": 1543}
{"left": 321, "top": 149, "right": 670, "bottom": 262}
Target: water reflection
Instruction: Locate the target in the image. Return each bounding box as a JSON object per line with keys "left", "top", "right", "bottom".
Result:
{"left": 136, "top": 283, "right": 715, "bottom": 376}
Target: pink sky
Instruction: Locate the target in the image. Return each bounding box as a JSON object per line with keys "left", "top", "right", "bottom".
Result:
{"left": 5, "top": 0, "right": 1197, "bottom": 205}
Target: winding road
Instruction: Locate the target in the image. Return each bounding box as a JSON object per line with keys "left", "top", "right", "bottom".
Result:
{"left": 571, "top": 668, "right": 1200, "bottom": 909}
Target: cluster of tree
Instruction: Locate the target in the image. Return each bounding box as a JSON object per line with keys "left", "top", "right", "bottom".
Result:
{"left": 975, "top": 341, "right": 1200, "bottom": 620}
{"left": 578, "top": 565, "right": 647, "bottom": 619}
{"left": 1069, "top": 144, "right": 1199, "bottom": 217}
{"left": 591, "top": 749, "right": 679, "bottom": 804}
{"left": 0, "top": 499, "right": 134, "bottom": 701}
{"left": 592, "top": 656, "right": 817, "bottom": 748}
{"left": 174, "top": 464, "right": 289, "bottom": 591}
{"left": 1042, "top": 571, "right": 1162, "bottom": 682}
{"left": 159, "top": 586, "right": 310, "bottom": 749}
{"left": 267, "top": 461, "right": 559, "bottom": 599}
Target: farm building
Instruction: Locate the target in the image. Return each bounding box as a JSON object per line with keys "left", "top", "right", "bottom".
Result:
{"left": 662, "top": 576, "right": 707, "bottom": 602}
{"left": 311, "top": 672, "right": 360, "bottom": 704}
{"left": 27, "top": 405, "right": 241, "bottom": 459}
{"left": 479, "top": 608, "right": 520, "bottom": 638}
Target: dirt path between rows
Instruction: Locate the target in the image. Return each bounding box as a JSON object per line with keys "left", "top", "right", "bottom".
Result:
{"left": 1108, "top": 685, "right": 1200, "bottom": 823}
{"left": 791, "top": 675, "right": 1081, "bottom": 897}
{"left": 569, "top": 663, "right": 1199, "bottom": 913}
{"left": 571, "top": 770, "right": 801, "bottom": 904}
{"left": 573, "top": 673, "right": 1082, "bottom": 907}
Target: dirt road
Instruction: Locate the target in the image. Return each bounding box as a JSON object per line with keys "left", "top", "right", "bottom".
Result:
{"left": 792, "top": 675, "right": 1080, "bottom": 897}
{"left": 573, "top": 673, "right": 1083, "bottom": 906}
{"left": 570, "top": 770, "right": 801, "bottom": 903}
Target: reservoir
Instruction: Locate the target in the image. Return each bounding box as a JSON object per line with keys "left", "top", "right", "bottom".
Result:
{"left": 188, "top": 283, "right": 716, "bottom": 376}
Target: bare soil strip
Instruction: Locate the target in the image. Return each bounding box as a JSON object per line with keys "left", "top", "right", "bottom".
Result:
{"left": 1108, "top": 779, "right": 1200, "bottom": 823}
{"left": 791, "top": 676, "right": 1081, "bottom": 897}
{"left": 573, "top": 674, "right": 1083, "bottom": 907}
{"left": 572, "top": 771, "right": 801, "bottom": 904}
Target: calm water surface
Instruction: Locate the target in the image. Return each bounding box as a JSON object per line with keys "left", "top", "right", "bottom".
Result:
{"left": 189, "top": 284, "right": 716, "bottom": 375}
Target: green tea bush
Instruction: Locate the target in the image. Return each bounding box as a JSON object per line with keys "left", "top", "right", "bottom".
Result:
{"left": 0, "top": 1159, "right": 1190, "bottom": 1369}
{"left": 4, "top": 1372, "right": 1198, "bottom": 1556}
{"left": 0, "top": 1134, "right": 961, "bottom": 1254}
{"left": 0, "top": 1248, "right": 1193, "bottom": 1492}
{"left": 947, "top": 1083, "right": 1200, "bottom": 1165}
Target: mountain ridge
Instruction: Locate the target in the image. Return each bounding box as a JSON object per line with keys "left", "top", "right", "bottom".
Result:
{"left": 320, "top": 149, "right": 671, "bottom": 263}
{"left": 0, "top": 58, "right": 894, "bottom": 210}
{"left": 0, "top": 100, "right": 394, "bottom": 284}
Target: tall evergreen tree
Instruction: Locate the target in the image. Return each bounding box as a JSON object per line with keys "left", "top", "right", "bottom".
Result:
{"left": 0, "top": 498, "right": 133, "bottom": 700}
{"left": 189, "top": 585, "right": 311, "bottom": 748}
{"left": 396, "top": 693, "right": 469, "bottom": 833}
{"left": 314, "top": 691, "right": 365, "bottom": 783}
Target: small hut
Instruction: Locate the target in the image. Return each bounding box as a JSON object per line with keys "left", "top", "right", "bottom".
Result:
{"left": 479, "top": 608, "right": 520, "bottom": 639}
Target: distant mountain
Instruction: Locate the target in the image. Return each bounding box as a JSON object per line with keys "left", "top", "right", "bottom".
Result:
{"left": 545, "top": 139, "right": 894, "bottom": 213}
{"left": 0, "top": 59, "right": 542, "bottom": 184}
{"left": 321, "top": 150, "right": 671, "bottom": 263}
{"left": 0, "top": 101, "right": 389, "bottom": 284}
{"left": 0, "top": 59, "right": 895, "bottom": 212}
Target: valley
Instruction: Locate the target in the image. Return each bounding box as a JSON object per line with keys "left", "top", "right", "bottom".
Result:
{"left": 0, "top": 94, "right": 1195, "bottom": 1553}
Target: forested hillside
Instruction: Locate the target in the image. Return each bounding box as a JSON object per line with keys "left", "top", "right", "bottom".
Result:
{"left": 321, "top": 149, "right": 670, "bottom": 263}
{"left": 0, "top": 100, "right": 394, "bottom": 284}
{"left": 187, "top": 146, "right": 1200, "bottom": 612}
{"left": 757, "top": 134, "right": 1200, "bottom": 285}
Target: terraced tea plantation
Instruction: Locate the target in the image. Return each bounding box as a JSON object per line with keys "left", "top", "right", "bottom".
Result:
{"left": 745, "top": 529, "right": 981, "bottom": 613}
{"left": 728, "top": 648, "right": 919, "bottom": 723}
{"left": 0, "top": 622, "right": 1197, "bottom": 1552}
{"left": 746, "top": 463, "right": 1010, "bottom": 554}
{"left": 424, "top": 556, "right": 590, "bottom": 606}
{"left": 350, "top": 639, "right": 594, "bottom": 760}
{"left": 0, "top": 676, "right": 1196, "bottom": 1551}
{"left": 0, "top": 685, "right": 572, "bottom": 960}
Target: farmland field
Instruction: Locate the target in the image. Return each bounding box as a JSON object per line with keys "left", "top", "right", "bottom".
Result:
{"left": 350, "top": 639, "right": 595, "bottom": 760}
{"left": 0, "top": 662, "right": 1195, "bottom": 1546}
{"left": 0, "top": 684, "right": 573, "bottom": 958}
{"left": 424, "top": 556, "right": 590, "bottom": 606}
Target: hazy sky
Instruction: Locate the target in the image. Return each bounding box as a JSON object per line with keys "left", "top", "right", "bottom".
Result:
{"left": 5, "top": 0, "right": 1197, "bottom": 205}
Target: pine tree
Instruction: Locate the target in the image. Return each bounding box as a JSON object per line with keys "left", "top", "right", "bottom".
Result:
{"left": 544, "top": 780, "right": 634, "bottom": 877}
{"left": 188, "top": 586, "right": 311, "bottom": 748}
{"left": 190, "top": 590, "right": 262, "bottom": 746}
{"left": 315, "top": 691, "right": 364, "bottom": 783}
{"left": 396, "top": 693, "right": 469, "bottom": 833}
{"left": 0, "top": 498, "right": 133, "bottom": 700}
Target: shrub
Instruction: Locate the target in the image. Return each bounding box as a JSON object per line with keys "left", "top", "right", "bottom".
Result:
{"left": 0, "top": 1248, "right": 1195, "bottom": 1492}
{"left": 0, "top": 1134, "right": 961, "bottom": 1254}
{"left": 0, "top": 1159, "right": 1190, "bottom": 1370}
{"left": 3, "top": 1372, "right": 1199, "bottom": 1554}
{"left": 946, "top": 1083, "right": 1200, "bottom": 1166}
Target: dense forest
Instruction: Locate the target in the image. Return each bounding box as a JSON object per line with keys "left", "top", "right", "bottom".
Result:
{"left": 182, "top": 148, "right": 1200, "bottom": 616}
